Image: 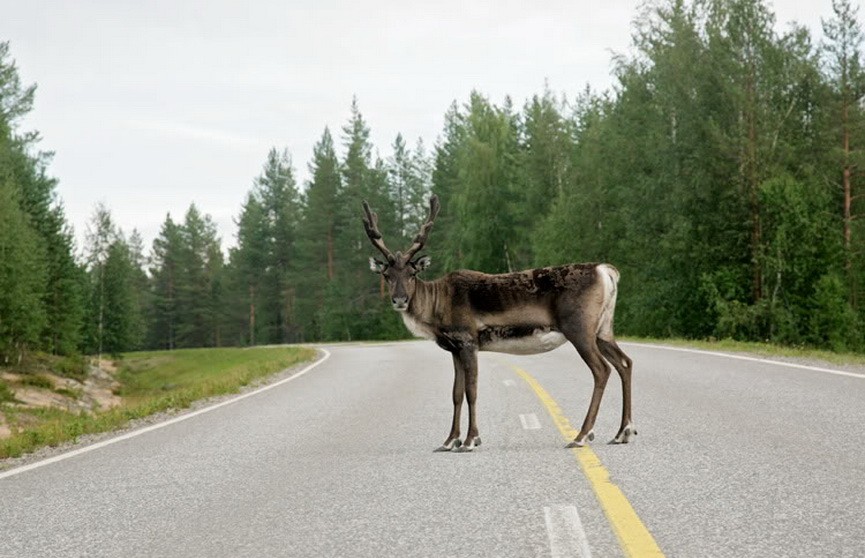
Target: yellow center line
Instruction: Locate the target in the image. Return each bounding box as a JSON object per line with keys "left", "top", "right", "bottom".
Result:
{"left": 513, "top": 366, "right": 665, "bottom": 558}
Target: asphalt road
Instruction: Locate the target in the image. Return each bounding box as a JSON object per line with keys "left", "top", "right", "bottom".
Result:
{"left": 2, "top": 341, "right": 864, "bottom": 557}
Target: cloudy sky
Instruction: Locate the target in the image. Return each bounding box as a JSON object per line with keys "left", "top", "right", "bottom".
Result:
{"left": 3, "top": 1, "right": 829, "bottom": 253}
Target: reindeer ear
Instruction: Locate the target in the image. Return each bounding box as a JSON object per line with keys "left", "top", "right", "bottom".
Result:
{"left": 412, "top": 255, "right": 431, "bottom": 271}
{"left": 369, "top": 257, "right": 387, "bottom": 273}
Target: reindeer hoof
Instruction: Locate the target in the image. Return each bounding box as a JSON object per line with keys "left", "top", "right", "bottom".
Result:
{"left": 566, "top": 430, "right": 594, "bottom": 448}
{"left": 434, "top": 438, "right": 462, "bottom": 452}
{"left": 611, "top": 424, "right": 638, "bottom": 445}
{"left": 455, "top": 436, "right": 480, "bottom": 452}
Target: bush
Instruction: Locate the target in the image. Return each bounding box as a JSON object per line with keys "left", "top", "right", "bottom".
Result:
{"left": 19, "top": 374, "right": 54, "bottom": 390}
{"left": 54, "top": 355, "right": 88, "bottom": 381}
{"left": 808, "top": 273, "right": 860, "bottom": 351}
{"left": 0, "top": 380, "right": 15, "bottom": 403}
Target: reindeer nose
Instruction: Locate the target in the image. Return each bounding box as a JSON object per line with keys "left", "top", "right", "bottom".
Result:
{"left": 392, "top": 296, "right": 408, "bottom": 309}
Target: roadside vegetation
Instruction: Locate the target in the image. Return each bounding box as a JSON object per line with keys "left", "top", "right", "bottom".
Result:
{"left": 0, "top": 346, "right": 316, "bottom": 460}
{"left": 624, "top": 337, "right": 865, "bottom": 368}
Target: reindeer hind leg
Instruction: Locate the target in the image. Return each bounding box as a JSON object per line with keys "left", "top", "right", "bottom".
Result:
{"left": 562, "top": 330, "right": 611, "bottom": 448}
{"left": 597, "top": 338, "right": 637, "bottom": 444}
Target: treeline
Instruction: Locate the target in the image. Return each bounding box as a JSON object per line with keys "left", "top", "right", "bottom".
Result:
{"left": 4, "top": 0, "right": 865, "bottom": 360}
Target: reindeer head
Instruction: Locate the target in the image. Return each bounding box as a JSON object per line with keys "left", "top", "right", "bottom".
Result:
{"left": 362, "top": 196, "right": 440, "bottom": 311}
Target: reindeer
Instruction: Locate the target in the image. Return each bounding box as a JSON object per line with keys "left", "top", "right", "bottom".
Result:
{"left": 362, "top": 195, "right": 636, "bottom": 452}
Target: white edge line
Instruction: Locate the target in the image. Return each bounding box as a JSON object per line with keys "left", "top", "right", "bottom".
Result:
{"left": 0, "top": 348, "right": 331, "bottom": 481}
{"left": 622, "top": 342, "right": 865, "bottom": 380}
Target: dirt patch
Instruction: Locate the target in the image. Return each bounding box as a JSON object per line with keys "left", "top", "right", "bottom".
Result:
{"left": 84, "top": 360, "right": 122, "bottom": 410}
{"left": 95, "top": 358, "right": 118, "bottom": 374}
{"left": 0, "top": 358, "right": 122, "bottom": 439}
{"left": 13, "top": 388, "right": 85, "bottom": 412}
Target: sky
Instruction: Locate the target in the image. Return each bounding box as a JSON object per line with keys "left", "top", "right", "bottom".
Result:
{"left": 1, "top": 0, "right": 833, "bottom": 255}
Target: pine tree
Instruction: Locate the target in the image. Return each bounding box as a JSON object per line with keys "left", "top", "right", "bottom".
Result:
{"left": 389, "top": 134, "right": 432, "bottom": 244}
{"left": 335, "top": 99, "right": 400, "bottom": 340}
{"left": 0, "top": 178, "right": 46, "bottom": 362}
{"left": 431, "top": 102, "right": 466, "bottom": 272}
{"left": 522, "top": 88, "right": 572, "bottom": 222}
{"left": 452, "top": 92, "right": 525, "bottom": 273}
{"left": 83, "top": 203, "right": 118, "bottom": 360}
{"left": 534, "top": 87, "right": 611, "bottom": 266}
{"left": 0, "top": 41, "right": 83, "bottom": 356}
{"left": 389, "top": 133, "right": 412, "bottom": 242}
{"left": 15, "top": 162, "right": 84, "bottom": 355}
{"left": 407, "top": 139, "right": 434, "bottom": 235}
{"left": 0, "top": 42, "right": 35, "bottom": 126}
{"left": 149, "top": 214, "right": 183, "bottom": 350}
{"left": 41, "top": 213, "right": 85, "bottom": 355}
{"left": 230, "top": 194, "right": 268, "bottom": 345}
{"left": 702, "top": 0, "right": 790, "bottom": 303}
{"left": 294, "top": 128, "right": 341, "bottom": 340}
{"left": 101, "top": 237, "right": 144, "bottom": 354}
{"left": 338, "top": 98, "right": 393, "bottom": 280}
{"left": 175, "top": 204, "right": 222, "bottom": 348}
{"left": 822, "top": 0, "right": 865, "bottom": 304}
{"left": 253, "top": 148, "right": 302, "bottom": 343}
{"left": 126, "top": 229, "right": 149, "bottom": 350}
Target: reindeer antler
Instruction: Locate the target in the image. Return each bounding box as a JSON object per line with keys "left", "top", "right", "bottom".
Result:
{"left": 404, "top": 195, "right": 441, "bottom": 261}
{"left": 363, "top": 196, "right": 440, "bottom": 264}
{"left": 362, "top": 200, "right": 395, "bottom": 263}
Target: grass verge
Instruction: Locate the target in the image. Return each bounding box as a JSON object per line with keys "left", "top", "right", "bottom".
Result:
{"left": 0, "top": 346, "right": 316, "bottom": 460}
{"left": 622, "top": 337, "right": 865, "bottom": 367}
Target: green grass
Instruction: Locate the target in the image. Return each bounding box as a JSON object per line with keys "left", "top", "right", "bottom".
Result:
{"left": 0, "top": 346, "right": 316, "bottom": 460}
{"left": 0, "top": 381, "right": 15, "bottom": 404}
{"left": 18, "top": 374, "right": 54, "bottom": 390}
{"left": 622, "top": 337, "right": 865, "bottom": 367}
{"left": 10, "top": 352, "right": 89, "bottom": 381}
{"left": 53, "top": 355, "right": 89, "bottom": 382}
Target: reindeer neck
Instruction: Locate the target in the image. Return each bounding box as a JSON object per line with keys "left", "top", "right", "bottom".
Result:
{"left": 408, "top": 278, "right": 437, "bottom": 322}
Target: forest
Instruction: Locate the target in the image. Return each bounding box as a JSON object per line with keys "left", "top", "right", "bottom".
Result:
{"left": 3, "top": 0, "right": 865, "bottom": 361}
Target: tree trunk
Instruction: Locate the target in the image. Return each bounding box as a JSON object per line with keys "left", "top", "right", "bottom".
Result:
{"left": 285, "top": 287, "right": 295, "bottom": 343}
{"left": 98, "top": 262, "right": 104, "bottom": 366}
{"left": 327, "top": 228, "right": 334, "bottom": 281}
{"left": 248, "top": 284, "right": 256, "bottom": 346}
{"left": 746, "top": 59, "right": 763, "bottom": 303}
{"left": 843, "top": 99, "right": 854, "bottom": 306}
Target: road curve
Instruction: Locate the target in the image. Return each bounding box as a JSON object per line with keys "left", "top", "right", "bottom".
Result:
{"left": 1, "top": 341, "right": 864, "bottom": 557}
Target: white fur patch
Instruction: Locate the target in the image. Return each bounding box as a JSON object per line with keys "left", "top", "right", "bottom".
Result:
{"left": 481, "top": 329, "right": 567, "bottom": 355}
{"left": 401, "top": 312, "right": 435, "bottom": 340}
{"left": 596, "top": 264, "right": 619, "bottom": 341}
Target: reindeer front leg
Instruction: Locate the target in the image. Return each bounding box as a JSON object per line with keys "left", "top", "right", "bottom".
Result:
{"left": 435, "top": 354, "right": 466, "bottom": 452}
{"left": 458, "top": 345, "right": 481, "bottom": 451}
